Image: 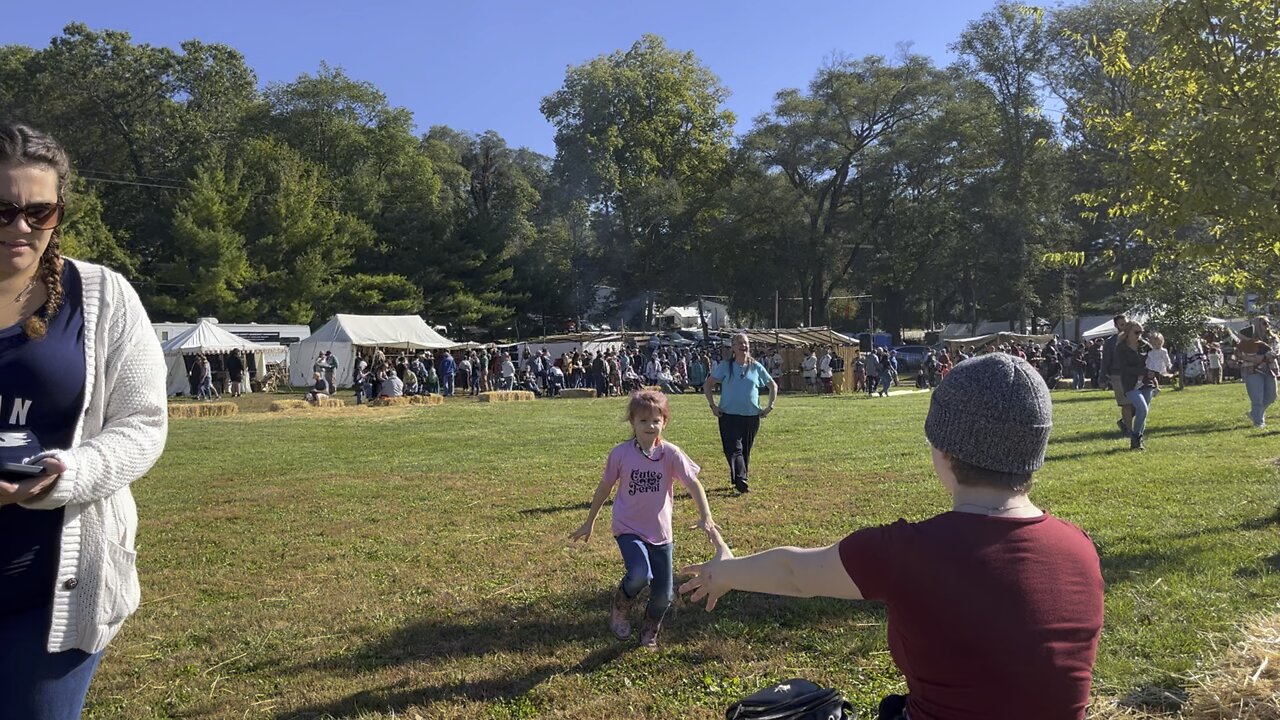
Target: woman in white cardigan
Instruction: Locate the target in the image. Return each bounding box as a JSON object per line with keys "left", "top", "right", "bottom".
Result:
{"left": 0, "top": 124, "right": 168, "bottom": 720}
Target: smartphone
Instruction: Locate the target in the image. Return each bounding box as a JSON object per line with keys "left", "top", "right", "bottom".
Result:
{"left": 0, "top": 462, "right": 46, "bottom": 482}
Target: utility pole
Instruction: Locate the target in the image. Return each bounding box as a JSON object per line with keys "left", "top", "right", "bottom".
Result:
{"left": 697, "top": 295, "right": 711, "bottom": 343}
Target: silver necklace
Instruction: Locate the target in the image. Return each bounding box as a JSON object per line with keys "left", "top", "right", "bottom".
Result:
{"left": 634, "top": 438, "right": 659, "bottom": 460}
{"left": 11, "top": 275, "right": 37, "bottom": 308}
{"left": 955, "top": 502, "right": 1035, "bottom": 516}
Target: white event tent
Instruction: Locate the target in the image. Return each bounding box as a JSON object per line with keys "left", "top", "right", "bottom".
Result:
{"left": 162, "top": 319, "right": 274, "bottom": 396}
{"left": 288, "top": 314, "right": 458, "bottom": 388}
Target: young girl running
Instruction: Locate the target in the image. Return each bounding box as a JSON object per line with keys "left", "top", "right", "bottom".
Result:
{"left": 570, "top": 390, "right": 718, "bottom": 648}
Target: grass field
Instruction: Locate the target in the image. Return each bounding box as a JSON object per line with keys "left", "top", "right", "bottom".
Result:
{"left": 87, "top": 383, "right": 1279, "bottom": 719}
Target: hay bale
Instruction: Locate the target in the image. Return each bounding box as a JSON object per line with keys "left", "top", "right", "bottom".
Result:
{"left": 269, "top": 400, "right": 310, "bottom": 412}
{"left": 167, "top": 402, "right": 238, "bottom": 419}
{"left": 477, "top": 391, "right": 536, "bottom": 403}
{"left": 409, "top": 394, "right": 443, "bottom": 406}
{"left": 370, "top": 396, "right": 411, "bottom": 407}
{"left": 268, "top": 397, "right": 345, "bottom": 411}
{"left": 1054, "top": 378, "right": 1074, "bottom": 390}
{"left": 642, "top": 385, "right": 663, "bottom": 392}
{"left": 558, "top": 388, "right": 597, "bottom": 399}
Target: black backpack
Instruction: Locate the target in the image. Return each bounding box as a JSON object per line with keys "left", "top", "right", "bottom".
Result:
{"left": 725, "top": 678, "right": 856, "bottom": 720}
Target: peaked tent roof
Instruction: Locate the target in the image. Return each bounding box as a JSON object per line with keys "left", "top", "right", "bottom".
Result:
{"left": 308, "top": 314, "right": 456, "bottom": 349}
{"left": 161, "top": 319, "right": 273, "bottom": 355}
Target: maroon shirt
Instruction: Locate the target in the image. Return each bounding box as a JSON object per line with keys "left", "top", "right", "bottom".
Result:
{"left": 839, "top": 512, "right": 1103, "bottom": 720}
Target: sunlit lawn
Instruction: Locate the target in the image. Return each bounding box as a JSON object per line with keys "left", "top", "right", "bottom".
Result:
{"left": 86, "top": 382, "right": 1280, "bottom": 719}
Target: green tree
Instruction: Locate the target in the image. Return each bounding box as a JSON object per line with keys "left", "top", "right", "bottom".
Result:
{"left": 953, "top": 3, "right": 1067, "bottom": 331}
{"left": 742, "top": 52, "right": 951, "bottom": 325}
{"left": 541, "top": 34, "right": 735, "bottom": 327}
{"left": 154, "top": 153, "right": 256, "bottom": 320}
{"left": 1078, "top": 0, "right": 1280, "bottom": 299}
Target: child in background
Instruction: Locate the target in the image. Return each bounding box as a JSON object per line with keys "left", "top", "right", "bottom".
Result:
{"left": 1144, "top": 331, "right": 1173, "bottom": 396}
{"left": 570, "top": 391, "right": 718, "bottom": 648}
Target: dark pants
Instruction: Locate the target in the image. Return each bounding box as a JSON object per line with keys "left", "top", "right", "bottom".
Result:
{"left": 0, "top": 602, "right": 103, "bottom": 720}
{"left": 718, "top": 413, "right": 760, "bottom": 492}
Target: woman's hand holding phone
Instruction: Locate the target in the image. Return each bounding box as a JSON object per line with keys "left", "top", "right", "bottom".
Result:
{"left": 0, "top": 457, "right": 65, "bottom": 506}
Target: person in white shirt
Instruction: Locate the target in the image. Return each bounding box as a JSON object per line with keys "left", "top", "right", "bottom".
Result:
{"left": 500, "top": 353, "right": 516, "bottom": 390}
{"left": 1206, "top": 341, "right": 1223, "bottom": 384}
{"left": 1144, "top": 331, "right": 1173, "bottom": 396}
{"left": 382, "top": 370, "right": 404, "bottom": 397}
{"left": 818, "top": 347, "right": 834, "bottom": 393}
{"left": 801, "top": 350, "right": 818, "bottom": 393}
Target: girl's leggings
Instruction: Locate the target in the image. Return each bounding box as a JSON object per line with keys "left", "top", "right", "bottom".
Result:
{"left": 615, "top": 534, "right": 673, "bottom": 620}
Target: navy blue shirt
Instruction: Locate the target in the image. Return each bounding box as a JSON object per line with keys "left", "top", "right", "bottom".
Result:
{"left": 0, "top": 263, "right": 86, "bottom": 614}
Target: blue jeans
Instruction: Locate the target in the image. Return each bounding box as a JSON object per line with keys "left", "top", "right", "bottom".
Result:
{"left": 1072, "top": 370, "right": 1084, "bottom": 390}
{"left": 1126, "top": 386, "right": 1154, "bottom": 436}
{"left": 442, "top": 374, "right": 454, "bottom": 397}
{"left": 0, "top": 602, "right": 103, "bottom": 720}
{"left": 1243, "top": 372, "right": 1277, "bottom": 427}
{"left": 615, "top": 534, "right": 673, "bottom": 621}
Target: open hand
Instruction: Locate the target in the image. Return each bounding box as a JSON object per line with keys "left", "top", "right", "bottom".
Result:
{"left": 0, "top": 457, "right": 65, "bottom": 506}
{"left": 692, "top": 518, "right": 718, "bottom": 543}
{"left": 568, "top": 521, "right": 594, "bottom": 543}
{"left": 679, "top": 528, "right": 735, "bottom": 611}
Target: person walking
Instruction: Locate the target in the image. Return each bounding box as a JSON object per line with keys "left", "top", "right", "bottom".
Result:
{"left": 1115, "top": 321, "right": 1151, "bottom": 450}
{"left": 0, "top": 123, "right": 169, "bottom": 720}
{"left": 1100, "top": 314, "right": 1134, "bottom": 435}
{"left": 1237, "top": 316, "right": 1279, "bottom": 429}
{"left": 704, "top": 333, "right": 778, "bottom": 494}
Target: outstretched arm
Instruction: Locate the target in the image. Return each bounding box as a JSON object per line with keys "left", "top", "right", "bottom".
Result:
{"left": 680, "top": 530, "right": 862, "bottom": 610}
{"left": 569, "top": 475, "right": 617, "bottom": 542}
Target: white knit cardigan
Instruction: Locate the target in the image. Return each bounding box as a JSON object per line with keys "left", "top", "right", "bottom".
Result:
{"left": 20, "top": 258, "right": 168, "bottom": 653}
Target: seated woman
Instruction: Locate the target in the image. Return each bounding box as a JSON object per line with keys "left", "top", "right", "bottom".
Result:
{"left": 424, "top": 367, "right": 441, "bottom": 395}
{"left": 682, "top": 354, "right": 1104, "bottom": 720}
{"left": 304, "top": 371, "right": 329, "bottom": 404}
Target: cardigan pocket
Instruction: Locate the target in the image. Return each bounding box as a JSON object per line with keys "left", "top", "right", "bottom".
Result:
{"left": 98, "top": 540, "right": 140, "bottom": 626}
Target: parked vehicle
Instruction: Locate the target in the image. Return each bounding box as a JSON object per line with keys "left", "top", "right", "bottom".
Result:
{"left": 892, "top": 345, "right": 932, "bottom": 372}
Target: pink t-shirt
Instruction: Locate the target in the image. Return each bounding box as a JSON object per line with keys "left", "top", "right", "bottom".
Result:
{"left": 605, "top": 439, "right": 701, "bottom": 545}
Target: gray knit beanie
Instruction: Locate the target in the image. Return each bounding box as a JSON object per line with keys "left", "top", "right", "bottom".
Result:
{"left": 924, "top": 353, "right": 1052, "bottom": 474}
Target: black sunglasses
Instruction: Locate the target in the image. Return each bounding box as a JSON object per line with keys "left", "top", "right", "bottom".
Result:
{"left": 0, "top": 201, "right": 65, "bottom": 230}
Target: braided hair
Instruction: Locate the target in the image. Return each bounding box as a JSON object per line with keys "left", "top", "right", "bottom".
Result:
{"left": 0, "top": 123, "right": 70, "bottom": 340}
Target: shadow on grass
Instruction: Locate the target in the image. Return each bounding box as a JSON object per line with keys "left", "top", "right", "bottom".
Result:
{"left": 1055, "top": 422, "right": 1240, "bottom": 446}
{"left": 279, "top": 587, "right": 881, "bottom": 719}
{"left": 1234, "top": 552, "right": 1280, "bottom": 580}
{"left": 518, "top": 500, "right": 593, "bottom": 516}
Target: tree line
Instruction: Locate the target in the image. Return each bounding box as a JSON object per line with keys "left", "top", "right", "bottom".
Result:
{"left": 2, "top": 0, "right": 1273, "bottom": 340}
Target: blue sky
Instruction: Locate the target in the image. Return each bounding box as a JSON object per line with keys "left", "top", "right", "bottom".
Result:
{"left": 12, "top": 1, "right": 1003, "bottom": 156}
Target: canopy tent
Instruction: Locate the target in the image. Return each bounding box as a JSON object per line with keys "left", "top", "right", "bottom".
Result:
{"left": 1081, "top": 313, "right": 1148, "bottom": 340}
{"left": 288, "top": 314, "right": 458, "bottom": 388}
{"left": 737, "top": 327, "right": 858, "bottom": 347}
{"left": 161, "top": 319, "right": 273, "bottom": 396}
{"left": 516, "top": 332, "right": 624, "bottom": 362}
{"left": 943, "top": 332, "right": 1055, "bottom": 350}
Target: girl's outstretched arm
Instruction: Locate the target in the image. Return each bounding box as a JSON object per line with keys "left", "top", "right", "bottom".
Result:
{"left": 681, "top": 476, "right": 717, "bottom": 541}
{"left": 569, "top": 475, "right": 617, "bottom": 543}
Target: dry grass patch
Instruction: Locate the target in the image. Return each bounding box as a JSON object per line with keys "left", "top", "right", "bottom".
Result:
{"left": 478, "top": 390, "right": 536, "bottom": 402}
{"left": 166, "top": 402, "right": 238, "bottom": 419}
{"left": 1090, "top": 613, "right": 1280, "bottom": 719}
{"left": 559, "top": 388, "right": 597, "bottom": 399}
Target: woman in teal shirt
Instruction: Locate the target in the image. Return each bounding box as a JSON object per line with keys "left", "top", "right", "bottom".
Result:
{"left": 704, "top": 333, "right": 779, "bottom": 493}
